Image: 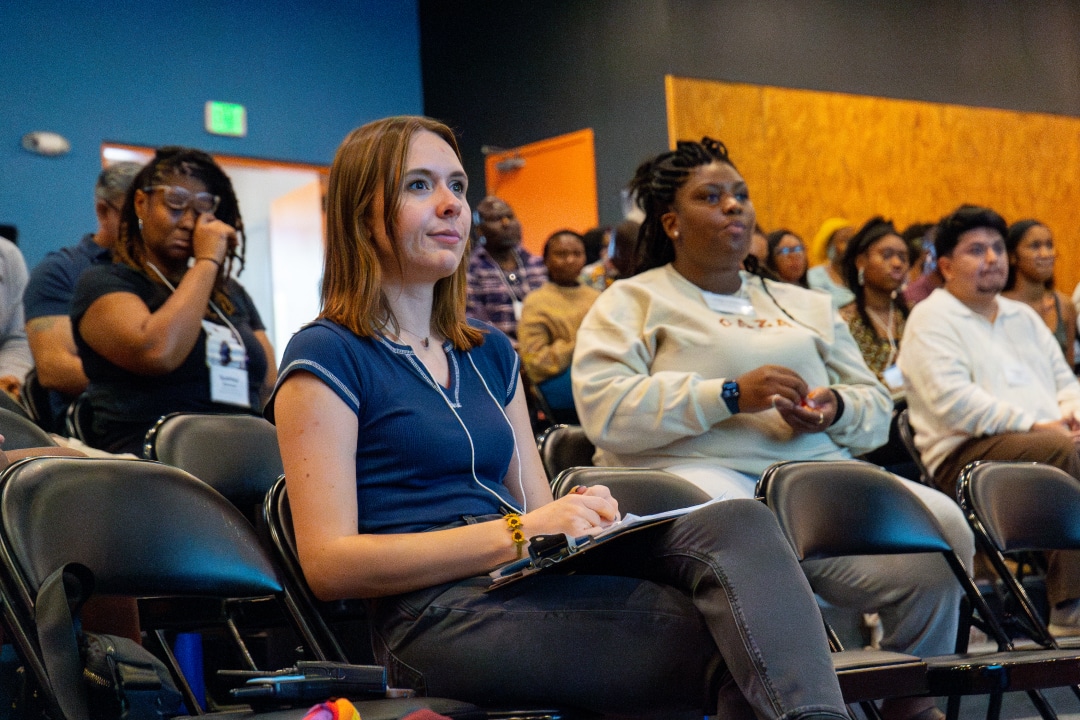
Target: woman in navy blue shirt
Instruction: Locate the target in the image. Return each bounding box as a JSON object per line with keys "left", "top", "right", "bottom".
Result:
{"left": 269, "top": 116, "right": 849, "bottom": 718}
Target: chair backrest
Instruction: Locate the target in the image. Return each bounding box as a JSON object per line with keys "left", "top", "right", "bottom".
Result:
{"left": 63, "top": 393, "right": 92, "bottom": 443}
{"left": 0, "top": 457, "right": 283, "bottom": 605}
{"left": 757, "top": 460, "right": 955, "bottom": 562}
{"left": 757, "top": 459, "right": 1017, "bottom": 650}
{"left": 20, "top": 368, "right": 62, "bottom": 434}
{"left": 896, "top": 408, "right": 932, "bottom": 486}
{"left": 552, "top": 466, "right": 712, "bottom": 516}
{"left": 144, "top": 412, "right": 284, "bottom": 510}
{"left": 262, "top": 477, "right": 354, "bottom": 663}
{"left": 959, "top": 460, "right": 1080, "bottom": 554}
{"left": 0, "top": 406, "right": 58, "bottom": 450}
{"left": 0, "top": 387, "right": 30, "bottom": 419}
{"left": 536, "top": 424, "right": 595, "bottom": 483}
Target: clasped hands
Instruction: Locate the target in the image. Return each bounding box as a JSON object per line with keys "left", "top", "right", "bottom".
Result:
{"left": 736, "top": 364, "right": 837, "bottom": 433}
{"left": 1032, "top": 417, "right": 1080, "bottom": 446}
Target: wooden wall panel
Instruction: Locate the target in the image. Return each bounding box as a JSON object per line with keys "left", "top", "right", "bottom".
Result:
{"left": 666, "top": 76, "right": 1080, "bottom": 294}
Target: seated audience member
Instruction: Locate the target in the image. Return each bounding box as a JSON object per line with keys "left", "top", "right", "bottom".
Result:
{"left": 572, "top": 138, "right": 972, "bottom": 720}
{"left": 518, "top": 230, "right": 600, "bottom": 413}
{"left": 71, "top": 147, "right": 276, "bottom": 455}
{"left": 902, "top": 222, "right": 936, "bottom": 286}
{"left": 899, "top": 204, "right": 1080, "bottom": 635}
{"left": 839, "top": 217, "right": 910, "bottom": 395}
{"left": 764, "top": 229, "right": 809, "bottom": 287}
{"left": 1003, "top": 219, "right": 1075, "bottom": 368}
{"left": 465, "top": 196, "right": 546, "bottom": 342}
{"left": 270, "top": 116, "right": 852, "bottom": 719}
{"left": 806, "top": 217, "right": 855, "bottom": 309}
{"left": 24, "top": 162, "right": 142, "bottom": 431}
{"left": 902, "top": 224, "right": 943, "bottom": 306}
{"left": 0, "top": 236, "right": 34, "bottom": 401}
{"left": 581, "top": 220, "right": 639, "bottom": 291}
{"left": 580, "top": 226, "right": 608, "bottom": 267}
{"left": 747, "top": 224, "right": 769, "bottom": 265}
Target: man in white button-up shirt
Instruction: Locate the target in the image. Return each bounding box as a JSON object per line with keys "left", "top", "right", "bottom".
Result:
{"left": 901, "top": 203, "right": 1080, "bottom": 634}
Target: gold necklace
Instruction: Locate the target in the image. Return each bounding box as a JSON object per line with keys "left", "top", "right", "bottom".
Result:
{"left": 395, "top": 326, "right": 431, "bottom": 348}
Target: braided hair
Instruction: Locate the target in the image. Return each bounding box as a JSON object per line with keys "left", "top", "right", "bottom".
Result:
{"left": 629, "top": 137, "right": 821, "bottom": 329}
{"left": 116, "top": 146, "right": 245, "bottom": 314}
{"left": 628, "top": 137, "right": 736, "bottom": 275}
{"left": 840, "top": 216, "right": 909, "bottom": 337}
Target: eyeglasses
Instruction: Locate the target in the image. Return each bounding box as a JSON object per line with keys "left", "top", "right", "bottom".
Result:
{"left": 144, "top": 185, "right": 220, "bottom": 215}
{"left": 775, "top": 246, "right": 805, "bottom": 256}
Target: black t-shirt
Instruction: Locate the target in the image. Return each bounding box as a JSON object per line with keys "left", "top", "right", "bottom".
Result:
{"left": 71, "top": 263, "right": 268, "bottom": 454}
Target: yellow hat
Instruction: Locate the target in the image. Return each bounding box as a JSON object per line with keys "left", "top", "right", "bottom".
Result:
{"left": 809, "top": 217, "right": 852, "bottom": 266}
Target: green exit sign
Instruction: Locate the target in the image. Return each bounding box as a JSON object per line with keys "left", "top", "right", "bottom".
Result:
{"left": 204, "top": 101, "right": 247, "bottom": 137}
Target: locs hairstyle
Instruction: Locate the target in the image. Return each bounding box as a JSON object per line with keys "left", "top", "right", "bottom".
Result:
{"left": 628, "top": 137, "right": 737, "bottom": 275}
{"left": 116, "top": 146, "right": 245, "bottom": 313}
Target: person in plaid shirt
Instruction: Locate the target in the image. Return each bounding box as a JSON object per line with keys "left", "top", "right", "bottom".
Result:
{"left": 466, "top": 196, "right": 546, "bottom": 343}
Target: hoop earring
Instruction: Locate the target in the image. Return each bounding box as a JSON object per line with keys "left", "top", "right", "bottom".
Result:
{"left": 857, "top": 267, "right": 865, "bottom": 286}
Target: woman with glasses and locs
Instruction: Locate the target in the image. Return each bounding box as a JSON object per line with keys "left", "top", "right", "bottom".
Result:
{"left": 765, "top": 228, "right": 809, "bottom": 287}
{"left": 70, "top": 147, "right": 275, "bottom": 454}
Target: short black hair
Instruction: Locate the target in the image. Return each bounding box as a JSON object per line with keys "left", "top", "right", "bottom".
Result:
{"left": 934, "top": 205, "right": 1007, "bottom": 259}
{"left": 543, "top": 229, "right": 584, "bottom": 258}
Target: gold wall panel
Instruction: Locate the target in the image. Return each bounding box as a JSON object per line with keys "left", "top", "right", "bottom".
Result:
{"left": 666, "top": 75, "right": 1080, "bottom": 294}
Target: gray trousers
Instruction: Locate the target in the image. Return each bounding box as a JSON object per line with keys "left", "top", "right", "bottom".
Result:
{"left": 369, "top": 500, "right": 849, "bottom": 720}
{"left": 668, "top": 462, "right": 975, "bottom": 658}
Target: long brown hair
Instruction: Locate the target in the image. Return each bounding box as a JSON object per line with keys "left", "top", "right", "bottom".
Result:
{"left": 320, "top": 116, "right": 483, "bottom": 349}
{"left": 116, "top": 146, "right": 244, "bottom": 313}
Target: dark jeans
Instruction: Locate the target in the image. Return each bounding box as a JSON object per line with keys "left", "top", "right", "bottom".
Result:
{"left": 368, "top": 500, "right": 847, "bottom": 719}
{"left": 933, "top": 429, "right": 1080, "bottom": 606}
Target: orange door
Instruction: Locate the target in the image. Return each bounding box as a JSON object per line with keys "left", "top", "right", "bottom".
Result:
{"left": 484, "top": 128, "right": 599, "bottom": 256}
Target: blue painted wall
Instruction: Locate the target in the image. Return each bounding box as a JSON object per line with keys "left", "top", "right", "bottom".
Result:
{"left": 1, "top": 0, "right": 422, "bottom": 267}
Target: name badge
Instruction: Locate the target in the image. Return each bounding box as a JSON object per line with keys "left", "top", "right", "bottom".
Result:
{"left": 203, "top": 320, "right": 250, "bottom": 408}
{"left": 512, "top": 298, "right": 524, "bottom": 322}
{"left": 701, "top": 291, "right": 755, "bottom": 316}
{"left": 882, "top": 364, "right": 904, "bottom": 391}
{"left": 1003, "top": 361, "right": 1031, "bottom": 387}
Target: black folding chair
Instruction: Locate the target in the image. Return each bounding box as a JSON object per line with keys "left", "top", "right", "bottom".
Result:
{"left": 145, "top": 412, "right": 283, "bottom": 521}
{"left": 958, "top": 460, "right": 1080, "bottom": 653}
{"left": 535, "top": 424, "right": 595, "bottom": 484}
{"left": 897, "top": 408, "right": 933, "bottom": 487}
{"left": 758, "top": 459, "right": 1080, "bottom": 720}
{"left": 0, "top": 457, "right": 485, "bottom": 720}
{"left": 0, "top": 406, "right": 58, "bottom": 450}
{"left": 551, "top": 466, "right": 711, "bottom": 515}
{"left": 20, "top": 367, "right": 67, "bottom": 435}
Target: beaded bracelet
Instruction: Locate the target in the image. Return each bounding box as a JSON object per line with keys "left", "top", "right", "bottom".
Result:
{"left": 504, "top": 513, "right": 525, "bottom": 558}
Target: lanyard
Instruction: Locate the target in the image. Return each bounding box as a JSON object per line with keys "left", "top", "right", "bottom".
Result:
{"left": 146, "top": 262, "right": 248, "bottom": 357}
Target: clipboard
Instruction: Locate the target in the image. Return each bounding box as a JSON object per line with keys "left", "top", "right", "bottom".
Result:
{"left": 486, "top": 497, "right": 720, "bottom": 591}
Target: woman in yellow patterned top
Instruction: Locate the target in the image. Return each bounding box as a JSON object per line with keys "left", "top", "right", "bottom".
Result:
{"left": 839, "top": 217, "right": 911, "bottom": 398}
